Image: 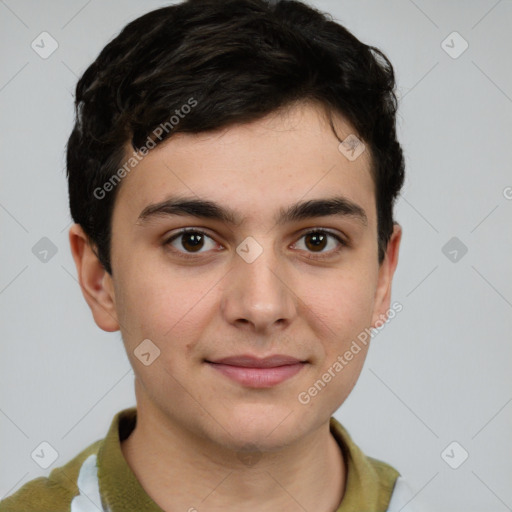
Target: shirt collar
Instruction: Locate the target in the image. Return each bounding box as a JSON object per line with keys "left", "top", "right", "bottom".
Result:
{"left": 96, "top": 407, "right": 398, "bottom": 512}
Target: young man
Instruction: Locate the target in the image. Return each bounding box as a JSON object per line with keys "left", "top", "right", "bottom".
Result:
{"left": 0, "top": 0, "right": 415, "bottom": 510}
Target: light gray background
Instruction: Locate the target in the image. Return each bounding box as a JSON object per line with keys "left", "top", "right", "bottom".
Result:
{"left": 1, "top": 1, "right": 511, "bottom": 511}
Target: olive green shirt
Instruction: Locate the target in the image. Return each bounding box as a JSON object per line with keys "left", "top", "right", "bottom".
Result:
{"left": 0, "top": 407, "right": 402, "bottom": 512}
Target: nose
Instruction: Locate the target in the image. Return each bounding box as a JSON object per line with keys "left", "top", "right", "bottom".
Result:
{"left": 220, "top": 236, "right": 297, "bottom": 334}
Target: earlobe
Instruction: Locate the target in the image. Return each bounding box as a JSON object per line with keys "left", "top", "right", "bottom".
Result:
{"left": 371, "top": 223, "right": 402, "bottom": 328}
{"left": 68, "top": 223, "right": 120, "bottom": 333}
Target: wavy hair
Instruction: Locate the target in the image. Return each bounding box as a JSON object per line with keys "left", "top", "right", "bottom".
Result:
{"left": 66, "top": 0, "right": 405, "bottom": 275}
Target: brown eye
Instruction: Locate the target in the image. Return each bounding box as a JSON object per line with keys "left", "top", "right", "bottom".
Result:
{"left": 163, "top": 228, "right": 347, "bottom": 262}
{"left": 164, "top": 229, "right": 217, "bottom": 257}
{"left": 304, "top": 232, "right": 328, "bottom": 252}
{"left": 294, "top": 230, "right": 347, "bottom": 259}
{"left": 180, "top": 231, "right": 205, "bottom": 252}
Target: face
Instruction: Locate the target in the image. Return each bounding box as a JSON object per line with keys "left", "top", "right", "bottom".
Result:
{"left": 72, "top": 101, "right": 401, "bottom": 452}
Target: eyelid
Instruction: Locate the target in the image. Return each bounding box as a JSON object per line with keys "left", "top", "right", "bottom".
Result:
{"left": 292, "top": 228, "right": 349, "bottom": 260}
{"left": 162, "top": 227, "right": 222, "bottom": 259}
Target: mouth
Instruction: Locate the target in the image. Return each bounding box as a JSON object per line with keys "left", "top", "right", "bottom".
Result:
{"left": 205, "top": 354, "right": 308, "bottom": 388}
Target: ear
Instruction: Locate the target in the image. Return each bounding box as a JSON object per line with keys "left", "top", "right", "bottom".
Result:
{"left": 370, "top": 223, "right": 402, "bottom": 327}
{"left": 68, "top": 223, "right": 120, "bottom": 332}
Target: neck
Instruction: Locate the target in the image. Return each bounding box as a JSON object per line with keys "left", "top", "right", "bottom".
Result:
{"left": 121, "top": 404, "right": 346, "bottom": 512}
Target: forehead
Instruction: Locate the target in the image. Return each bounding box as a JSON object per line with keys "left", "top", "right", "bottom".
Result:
{"left": 112, "top": 102, "right": 376, "bottom": 229}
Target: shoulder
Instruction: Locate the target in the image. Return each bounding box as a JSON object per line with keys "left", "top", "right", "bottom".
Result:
{"left": 0, "top": 439, "right": 102, "bottom": 512}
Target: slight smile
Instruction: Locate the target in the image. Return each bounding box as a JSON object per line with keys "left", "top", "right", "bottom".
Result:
{"left": 205, "top": 355, "right": 308, "bottom": 388}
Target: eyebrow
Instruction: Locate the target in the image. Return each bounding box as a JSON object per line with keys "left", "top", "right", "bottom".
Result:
{"left": 136, "top": 195, "right": 368, "bottom": 227}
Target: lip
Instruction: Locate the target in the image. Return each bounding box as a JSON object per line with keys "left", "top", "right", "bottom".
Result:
{"left": 205, "top": 354, "right": 307, "bottom": 388}
{"left": 210, "top": 354, "right": 304, "bottom": 368}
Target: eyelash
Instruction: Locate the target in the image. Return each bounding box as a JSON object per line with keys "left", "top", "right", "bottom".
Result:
{"left": 163, "top": 228, "right": 348, "bottom": 261}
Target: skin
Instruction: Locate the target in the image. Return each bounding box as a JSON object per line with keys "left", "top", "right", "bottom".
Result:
{"left": 69, "top": 101, "right": 401, "bottom": 512}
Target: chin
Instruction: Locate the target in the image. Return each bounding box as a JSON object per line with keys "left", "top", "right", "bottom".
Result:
{"left": 217, "top": 403, "right": 304, "bottom": 449}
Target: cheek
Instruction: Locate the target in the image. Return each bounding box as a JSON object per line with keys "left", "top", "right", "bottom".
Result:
{"left": 314, "top": 271, "right": 376, "bottom": 399}
{"left": 116, "top": 260, "right": 217, "bottom": 351}
{"left": 305, "top": 267, "right": 377, "bottom": 344}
